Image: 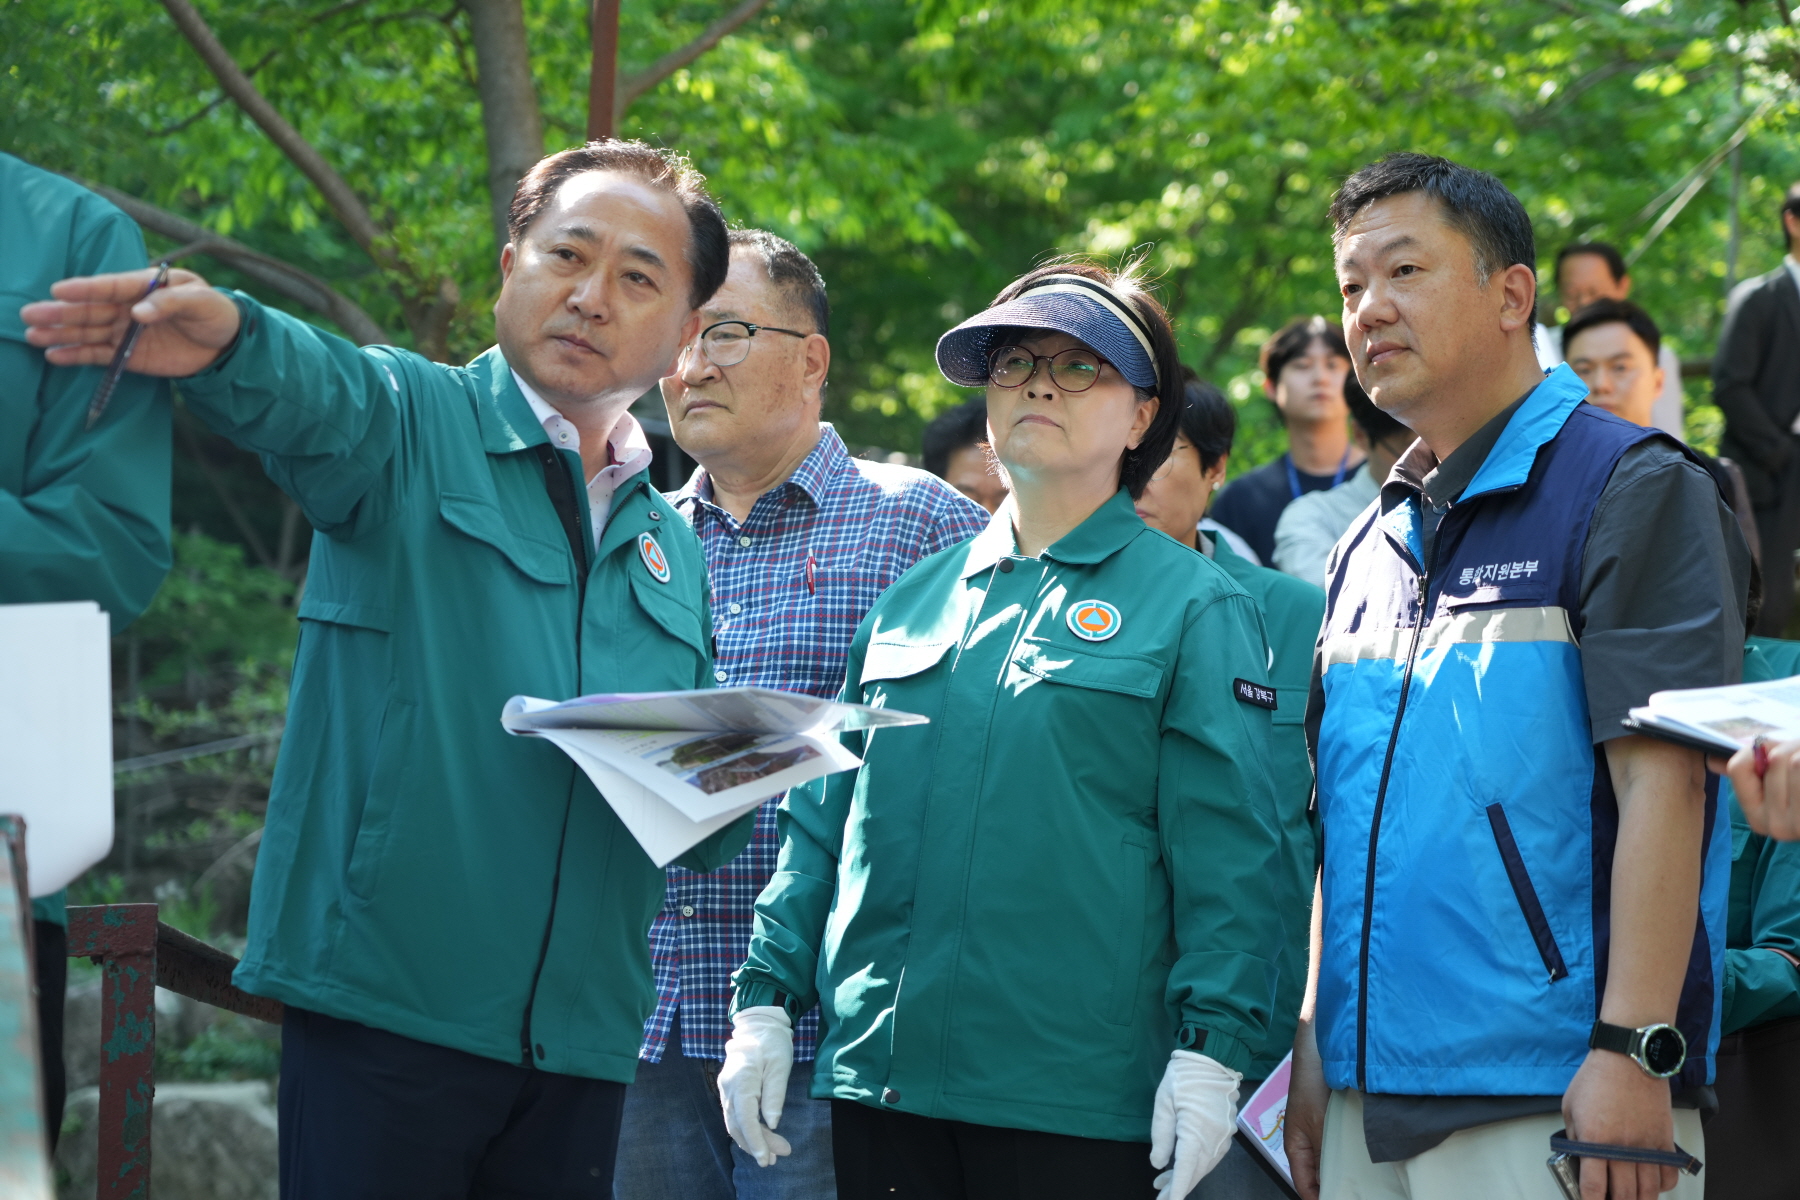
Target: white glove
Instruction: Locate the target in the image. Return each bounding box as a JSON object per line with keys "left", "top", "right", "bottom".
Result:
{"left": 718, "top": 1006, "right": 795, "bottom": 1167}
{"left": 1149, "top": 1049, "right": 1242, "bottom": 1200}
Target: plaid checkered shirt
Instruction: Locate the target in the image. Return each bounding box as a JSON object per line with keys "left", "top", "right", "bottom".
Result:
{"left": 642, "top": 424, "right": 990, "bottom": 1062}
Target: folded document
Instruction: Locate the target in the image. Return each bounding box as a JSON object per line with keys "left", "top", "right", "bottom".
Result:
{"left": 502, "top": 687, "right": 926, "bottom": 866}
{"left": 1625, "top": 676, "right": 1800, "bottom": 758}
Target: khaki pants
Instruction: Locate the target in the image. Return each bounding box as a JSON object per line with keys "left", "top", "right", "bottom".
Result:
{"left": 1319, "top": 1088, "right": 1705, "bottom": 1200}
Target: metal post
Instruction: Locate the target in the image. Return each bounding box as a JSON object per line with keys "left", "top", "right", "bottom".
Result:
{"left": 588, "top": 0, "right": 620, "bottom": 140}
{"left": 66, "top": 905, "right": 156, "bottom": 1198}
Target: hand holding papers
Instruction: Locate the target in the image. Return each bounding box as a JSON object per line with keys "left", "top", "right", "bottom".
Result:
{"left": 1624, "top": 677, "right": 1800, "bottom": 757}
{"left": 502, "top": 687, "right": 926, "bottom": 866}
{"left": 1235, "top": 1053, "right": 1301, "bottom": 1198}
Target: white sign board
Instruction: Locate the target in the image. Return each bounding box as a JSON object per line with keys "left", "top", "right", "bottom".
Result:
{"left": 0, "top": 602, "right": 113, "bottom": 896}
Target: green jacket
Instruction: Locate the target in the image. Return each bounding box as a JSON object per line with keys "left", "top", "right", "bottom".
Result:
{"left": 736, "top": 491, "right": 1286, "bottom": 1142}
{"left": 1721, "top": 637, "right": 1800, "bottom": 1035}
{"left": 1, "top": 153, "right": 172, "bottom": 926}
{"left": 1206, "top": 534, "right": 1324, "bottom": 1080}
{"left": 181, "top": 295, "right": 752, "bottom": 1082}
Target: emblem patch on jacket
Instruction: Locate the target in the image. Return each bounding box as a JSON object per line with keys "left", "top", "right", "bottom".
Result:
{"left": 638, "top": 533, "right": 671, "bottom": 583}
{"left": 1066, "top": 599, "right": 1121, "bottom": 641}
{"left": 1234, "top": 679, "right": 1277, "bottom": 710}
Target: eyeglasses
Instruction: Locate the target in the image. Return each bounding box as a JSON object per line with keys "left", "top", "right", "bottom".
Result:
{"left": 688, "top": 320, "right": 809, "bottom": 368}
{"left": 987, "top": 345, "right": 1107, "bottom": 392}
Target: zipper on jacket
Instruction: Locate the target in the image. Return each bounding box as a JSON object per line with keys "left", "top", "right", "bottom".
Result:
{"left": 519, "top": 446, "right": 591, "bottom": 1067}
{"left": 1356, "top": 568, "right": 1428, "bottom": 1091}
{"left": 1484, "top": 803, "right": 1570, "bottom": 982}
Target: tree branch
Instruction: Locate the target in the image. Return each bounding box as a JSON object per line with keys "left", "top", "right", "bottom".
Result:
{"left": 62, "top": 173, "right": 391, "bottom": 345}
{"left": 461, "top": 0, "right": 543, "bottom": 247}
{"left": 617, "top": 0, "right": 769, "bottom": 114}
{"left": 157, "top": 0, "right": 389, "bottom": 261}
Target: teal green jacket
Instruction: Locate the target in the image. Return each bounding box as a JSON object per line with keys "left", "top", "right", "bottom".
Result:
{"left": 181, "top": 295, "right": 752, "bottom": 1082}
{"left": 1721, "top": 637, "right": 1800, "bottom": 1035}
{"left": 1207, "top": 534, "right": 1324, "bottom": 1080}
{"left": 1, "top": 153, "right": 172, "bottom": 926}
{"left": 736, "top": 492, "right": 1286, "bottom": 1142}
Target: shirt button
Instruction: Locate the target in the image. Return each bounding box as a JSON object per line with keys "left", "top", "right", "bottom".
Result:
{"left": 998, "top": 559, "right": 1014, "bottom": 573}
{"left": 681, "top": 905, "right": 696, "bottom": 917}
{"left": 715, "top": 669, "right": 728, "bottom": 682}
{"left": 882, "top": 1088, "right": 901, "bottom": 1104}
{"left": 738, "top": 536, "right": 752, "bottom": 547}
{"left": 557, "top": 431, "right": 570, "bottom": 443}
{"left": 649, "top": 510, "right": 662, "bottom": 521}
{"left": 729, "top": 603, "right": 743, "bottom": 614}
{"left": 535, "top": 1044, "right": 546, "bottom": 1060}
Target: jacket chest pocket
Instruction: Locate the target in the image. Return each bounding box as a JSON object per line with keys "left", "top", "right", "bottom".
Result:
{"left": 629, "top": 570, "right": 710, "bottom": 661}
{"left": 1010, "top": 639, "right": 1166, "bottom": 698}
{"left": 861, "top": 638, "right": 954, "bottom": 683}
{"left": 439, "top": 492, "right": 570, "bottom": 587}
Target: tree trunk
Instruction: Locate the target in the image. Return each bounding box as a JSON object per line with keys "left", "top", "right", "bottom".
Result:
{"left": 461, "top": 0, "right": 543, "bottom": 249}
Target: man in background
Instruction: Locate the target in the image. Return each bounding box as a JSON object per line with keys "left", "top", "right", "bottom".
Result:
{"left": 2, "top": 152, "right": 172, "bottom": 1144}
{"left": 1210, "top": 316, "right": 1363, "bottom": 564}
{"left": 1273, "top": 378, "right": 1414, "bottom": 588}
{"left": 1564, "top": 298, "right": 1759, "bottom": 563}
{"left": 922, "top": 398, "right": 1007, "bottom": 513}
{"left": 1715, "top": 184, "right": 1800, "bottom": 635}
{"left": 1545, "top": 242, "right": 1686, "bottom": 439}
{"left": 615, "top": 229, "right": 987, "bottom": 1199}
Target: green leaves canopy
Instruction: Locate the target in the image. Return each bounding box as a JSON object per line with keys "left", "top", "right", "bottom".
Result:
{"left": 4, "top": 0, "right": 1799, "bottom": 460}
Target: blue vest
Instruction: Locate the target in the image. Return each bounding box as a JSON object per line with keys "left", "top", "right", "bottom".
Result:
{"left": 1315, "top": 365, "right": 1729, "bottom": 1096}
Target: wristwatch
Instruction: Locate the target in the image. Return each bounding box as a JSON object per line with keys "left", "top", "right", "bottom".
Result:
{"left": 1588, "top": 1019, "right": 1686, "bottom": 1079}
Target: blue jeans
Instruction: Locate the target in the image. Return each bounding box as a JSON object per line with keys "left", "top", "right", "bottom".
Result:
{"left": 613, "top": 1016, "right": 836, "bottom": 1200}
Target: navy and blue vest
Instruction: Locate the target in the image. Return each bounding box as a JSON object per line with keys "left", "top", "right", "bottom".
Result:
{"left": 1315, "top": 365, "right": 1729, "bottom": 1097}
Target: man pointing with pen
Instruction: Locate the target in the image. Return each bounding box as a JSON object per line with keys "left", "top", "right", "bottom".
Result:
{"left": 21, "top": 139, "right": 755, "bottom": 1199}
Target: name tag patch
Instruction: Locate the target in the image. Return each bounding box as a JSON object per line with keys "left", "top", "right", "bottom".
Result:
{"left": 638, "top": 533, "right": 672, "bottom": 583}
{"left": 1234, "top": 679, "right": 1277, "bottom": 710}
{"left": 1066, "top": 599, "right": 1121, "bottom": 641}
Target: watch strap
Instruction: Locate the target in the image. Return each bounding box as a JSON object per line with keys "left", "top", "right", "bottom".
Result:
{"left": 1588, "top": 1019, "right": 1637, "bottom": 1057}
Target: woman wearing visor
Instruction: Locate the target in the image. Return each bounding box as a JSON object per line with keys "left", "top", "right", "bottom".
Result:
{"left": 718, "top": 261, "right": 1287, "bottom": 1199}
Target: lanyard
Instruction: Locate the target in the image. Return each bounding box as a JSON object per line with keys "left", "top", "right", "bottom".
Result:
{"left": 1286, "top": 447, "right": 1352, "bottom": 501}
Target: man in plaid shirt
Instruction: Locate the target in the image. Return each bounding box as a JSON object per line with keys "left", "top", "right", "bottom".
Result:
{"left": 612, "top": 230, "right": 989, "bottom": 1199}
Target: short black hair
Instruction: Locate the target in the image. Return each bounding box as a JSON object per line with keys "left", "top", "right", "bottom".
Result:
{"left": 986, "top": 258, "right": 1185, "bottom": 499}
{"left": 1330, "top": 152, "right": 1536, "bottom": 287}
{"left": 1555, "top": 242, "right": 1628, "bottom": 286}
{"left": 922, "top": 400, "right": 989, "bottom": 478}
{"left": 1174, "top": 368, "right": 1236, "bottom": 474}
{"left": 1783, "top": 182, "right": 1800, "bottom": 249}
{"left": 507, "top": 139, "right": 729, "bottom": 309}
{"left": 1562, "top": 298, "right": 1661, "bottom": 361}
{"left": 1261, "top": 316, "right": 1349, "bottom": 387}
{"left": 1344, "top": 369, "right": 1410, "bottom": 448}
{"left": 728, "top": 228, "right": 830, "bottom": 338}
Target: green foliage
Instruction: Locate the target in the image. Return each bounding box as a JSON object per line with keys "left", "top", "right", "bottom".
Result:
{"left": 156, "top": 1014, "right": 282, "bottom": 1081}
{"left": 5, "top": 0, "right": 1797, "bottom": 458}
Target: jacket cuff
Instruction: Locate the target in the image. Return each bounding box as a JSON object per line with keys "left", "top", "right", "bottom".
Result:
{"left": 180, "top": 291, "right": 259, "bottom": 388}
{"left": 732, "top": 979, "right": 804, "bottom": 1022}
{"left": 1176, "top": 1025, "right": 1254, "bottom": 1076}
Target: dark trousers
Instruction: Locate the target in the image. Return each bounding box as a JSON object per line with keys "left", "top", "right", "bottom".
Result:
{"left": 830, "top": 1098, "right": 1158, "bottom": 1200}
{"left": 279, "top": 1006, "right": 626, "bottom": 1200}
{"left": 35, "top": 919, "right": 66, "bottom": 1150}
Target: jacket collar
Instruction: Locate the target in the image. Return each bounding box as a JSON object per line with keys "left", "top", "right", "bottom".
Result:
{"left": 469, "top": 346, "right": 551, "bottom": 455}
{"left": 958, "top": 487, "right": 1145, "bottom": 578}
{"left": 1462, "top": 363, "right": 1589, "bottom": 500}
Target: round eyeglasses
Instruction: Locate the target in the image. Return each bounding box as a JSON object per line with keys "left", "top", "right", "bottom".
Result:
{"left": 986, "top": 345, "right": 1107, "bottom": 392}
{"left": 688, "top": 320, "right": 809, "bottom": 368}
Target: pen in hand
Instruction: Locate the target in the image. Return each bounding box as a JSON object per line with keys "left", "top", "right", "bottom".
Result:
{"left": 85, "top": 260, "right": 171, "bottom": 430}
